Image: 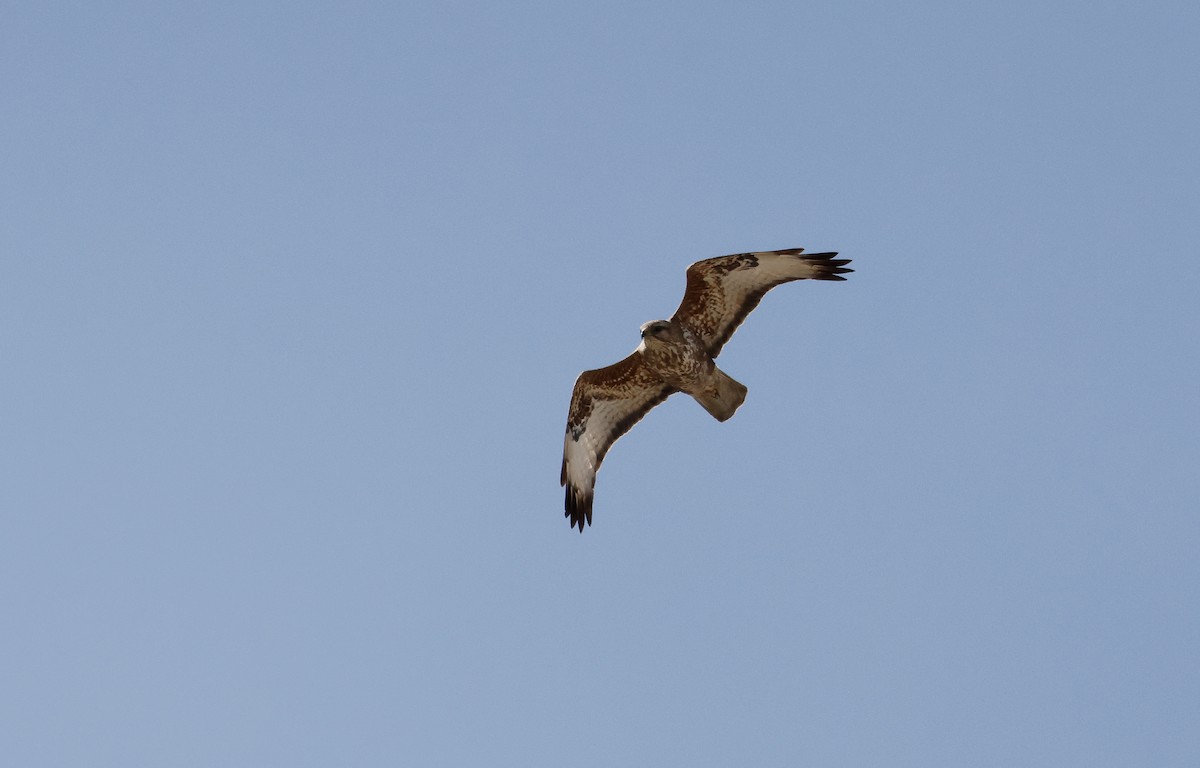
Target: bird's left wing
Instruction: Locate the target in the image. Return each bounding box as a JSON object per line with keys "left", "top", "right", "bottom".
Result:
{"left": 671, "top": 248, "right": 852, "bottom": 357}
{"left": 562, "top": 354, "right": 674, "bottom": 532}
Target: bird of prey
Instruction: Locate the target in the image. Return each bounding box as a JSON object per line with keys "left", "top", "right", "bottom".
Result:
{"left": 561, "top": 247, "right": 852, "bottom": 532}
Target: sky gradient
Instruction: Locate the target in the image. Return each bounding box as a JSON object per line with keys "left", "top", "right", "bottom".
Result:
{"left": 3, "top": 2, "right": 1198, "bottom": 765}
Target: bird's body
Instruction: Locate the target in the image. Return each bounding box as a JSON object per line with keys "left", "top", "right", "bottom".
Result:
{"left": 561, "top": 247, "right": 852, "bottom": 532}
{"left": 637, "top": 319, "right": 746, "bottom": 421}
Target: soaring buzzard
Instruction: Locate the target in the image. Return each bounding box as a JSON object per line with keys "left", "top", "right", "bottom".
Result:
{"left": 561, "top": 247, "right": 852, "bottom": 532}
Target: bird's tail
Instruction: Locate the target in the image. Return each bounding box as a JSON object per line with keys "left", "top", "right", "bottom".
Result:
{"left": 692, "top": 367, "right": 747, "bottom": 422}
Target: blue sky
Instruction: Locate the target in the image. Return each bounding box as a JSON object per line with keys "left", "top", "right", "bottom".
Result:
{"left": 3, "top": 1, "right": 1198, "bottom": 765}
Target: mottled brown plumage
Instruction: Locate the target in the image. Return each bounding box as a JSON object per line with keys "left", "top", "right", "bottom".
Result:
{"left": 561, "top": 248, "right": 852, "bottom": 532}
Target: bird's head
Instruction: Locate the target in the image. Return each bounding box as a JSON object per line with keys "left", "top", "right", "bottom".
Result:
{"left": 639, "top": 320, "right": 675, "bottom": 346}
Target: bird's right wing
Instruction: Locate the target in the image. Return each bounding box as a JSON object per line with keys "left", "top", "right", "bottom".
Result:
{"left": 671, "top": 248, "right": 852, "bottom": 357}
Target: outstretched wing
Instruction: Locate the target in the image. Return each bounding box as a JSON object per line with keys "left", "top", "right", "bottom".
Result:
{"left": 671, "top": 248, "right": 852, "bottom": 357}
{"left": 561, "top": 354, "right": 674, "bottom": 533}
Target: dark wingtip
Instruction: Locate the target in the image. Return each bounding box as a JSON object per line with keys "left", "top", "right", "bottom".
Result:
{"left": 564, "top": 485, "right": 593, "bottom": 533}
{"left": 805, "top": 251, "right": 853, "bottom": 280}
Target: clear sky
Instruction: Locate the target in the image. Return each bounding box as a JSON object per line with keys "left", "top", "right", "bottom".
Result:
{"left": 3, "top": 1, "right": 1197, "bottom": 765}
